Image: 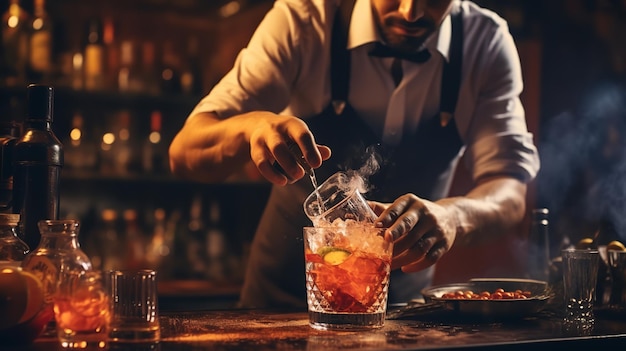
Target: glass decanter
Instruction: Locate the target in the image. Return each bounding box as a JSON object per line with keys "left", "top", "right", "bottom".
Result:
{"left": 20, "top": 219, "right": 93, "bottom": 332}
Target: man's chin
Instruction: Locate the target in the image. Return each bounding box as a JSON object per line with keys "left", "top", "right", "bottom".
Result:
{"left": 386, "top": 38, "right": 427, "bottom": 52}
{"left": 383, "top": 29, "right": 430, "bottom": 50}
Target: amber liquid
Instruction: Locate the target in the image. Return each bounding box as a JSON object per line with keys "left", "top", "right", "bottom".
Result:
{"left": 53, "top": 295, "right": 110, "bottom": 347}
{"left": 305, "top": 249, "right": 391, "bottom": 330}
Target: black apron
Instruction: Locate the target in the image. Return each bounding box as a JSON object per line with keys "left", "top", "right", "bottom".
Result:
{"left": 238, "top": 1, "right": 464, "bottom": 308}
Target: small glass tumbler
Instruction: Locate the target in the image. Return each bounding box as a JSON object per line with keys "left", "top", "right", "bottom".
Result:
{"left": 303, "top": 171, "right": 377, "bottom": 226}
{"left": 108, "top": 269, "right": 160, "bottom": 343}
{"left": 304, "top": 225, "right": 393, "bottom": 330}
{"left": 53, "top": 270, "right": 110, "bottom": 348}
{"left": 562, "top": 248, "right": 600, "bottom": 325}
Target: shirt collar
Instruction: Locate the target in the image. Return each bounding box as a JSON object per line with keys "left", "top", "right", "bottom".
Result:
{"left": 347, "top": 0, "right": 453, "bottom": 62}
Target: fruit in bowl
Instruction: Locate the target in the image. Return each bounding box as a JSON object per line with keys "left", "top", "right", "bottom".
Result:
{"left": 0, "top": 266, "right": 51, "bottom": 346}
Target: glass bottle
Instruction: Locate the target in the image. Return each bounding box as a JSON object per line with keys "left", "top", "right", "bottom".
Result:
{"left": 20, "top": 219, "right": 92, "bottom": 332}
{"left": 110, "top": 109, "right": 135, "bottom": 174}
{"left": 180, "top": 36, "right": 202, "bottom": 96}
{"left": 12, "top": 84, "right": 63, "bottom": 251}
{"left": 0, "top": 213, "right": 29, "bottom": 267}
{"left": 142, "top": 110, "right": 166, "bottom": 174}
{"left": 205, "top": 200, "right": 228, "bottom": 281}
{"left": 140, "top": 40, "right": 159, "bottom": 95}
{"left": 117, "top": 39, "right": 143, "bottom": 93}
{"left": 62, "top": 110, "right": 97, "bottom": 172}
{"left": 95, "top": 208, "right": 122, "bottom": 271}
{"left": 527, "top": 208, "right": 550, "bottom": 282}
{"left": 83, "top": 17, "right": 104, "bottom": 91}
{"left": 159, "top": 40, "right": 181, "bottom": 94}
{"left": 103, "top": 16, "right": 119, "bottom": 91}
{"left": 27, "top": 0, "right": 53, "bottom": 83}
{"left": 1, "top": 0, "right": 30, "bottom": 85}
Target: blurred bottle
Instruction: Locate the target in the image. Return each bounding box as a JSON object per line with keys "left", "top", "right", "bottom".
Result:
{"left": 26, "top": 0, "right": 53, "bottom": 83}
{"left": 205, "top": 200, "right": 228, "bottom": 281}
{"left": 103, "top": 16, "right": 118, "bottom": 91}
{"left": 12, "top": 84, "right": 63, "bottom": 251}
{"left": 0, "top": 213, "right": 29, "bottom": 266}
{"left": 159, "top": 40, "right": 181, "bottom": 94}
{"left": 117, "top": 39, "right": 143, "bottom": 93}
{"left": 180, "top": 36, "right": 202, "bottom": 96}
{"left": 184, "top": 195, "right": 207, "bottom": 278}
{"left": 140, "top": 40, "right": 159, "bottom": 95}
{"left": 100, "top": 109, "right": 135, "bottom": 175}
{"left": 63, "top": 111, "right": 97, "bottom": 172}
{"left": 1, "top": 0, "right": 30, "bottom": 85}
{"left": 145, "top": 208, "right": 171, "bottom": 275}
{"left": 112, "top": 109, "right": 137, "bottom": 174}
{"left": 98, "top": 112, "right": 116, "bottom": 174}
{"left": 96, "top": 208, "right": 122, "bottom": 271}
{"left": 527, "top": 208, "right": 550, "bottom": 282}
{"left": 122, "top": 208, "right": 146, "bottom": 270}
{"left": 142, "top": 110, "right": 167, "bottom": 175}
{"left": 0, "top": 106, "right": 21, "bottom": 213}
{"left": 83, "top": 17, "right": 105, "bottom": 90}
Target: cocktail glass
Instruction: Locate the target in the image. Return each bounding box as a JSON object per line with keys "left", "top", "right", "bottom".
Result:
{"left": 303, "top": 225, "right": 393, "bottom": 330}
{"left": 53, "top": 270, "right": 110, "bottom": 348}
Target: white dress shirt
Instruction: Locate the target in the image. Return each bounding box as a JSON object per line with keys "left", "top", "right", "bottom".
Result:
{"left": 191, "top": 0, "right": 540, "bottom": 183}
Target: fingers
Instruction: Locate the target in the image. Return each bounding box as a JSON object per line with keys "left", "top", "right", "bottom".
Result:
{"left": 400, "top": 242, "right": 448, "bottom": 272}
{"left": 248, "top": 116, "right": 330, "bottom": 185}
{"left": 253, "top": 144, "right": 290, "bottom": 185}
{"left": 378, "top": 194, "right": 421, "bottom": 241}
{"left": 391, "top": 233, "right": 447, "bottom": 272}
{"left": 380, "top": 194, "right": 453, "bottom": 272}
{"left": 316, "top": 145, "right": 332, "bottom": 163}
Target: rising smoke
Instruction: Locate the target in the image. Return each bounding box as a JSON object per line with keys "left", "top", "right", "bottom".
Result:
{"left": 537, "top": 80, "right": 626, "bottom": 249}
{"left": 345, "top": 144, "right": 384, "bottom": 195}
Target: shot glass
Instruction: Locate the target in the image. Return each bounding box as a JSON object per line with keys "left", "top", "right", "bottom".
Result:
{"left": 108, "top": 269, "right": 160, "bottom": 343}
{"left": 608, "top": 250, "right": 626, "bottom": 312}
{"left": 303, "top": 171, "right": 377, "bottom": 226}
{"left": 561, "top": 248, "right": 600, "bottom": 324}
{"left": 53, "top": 270, "right": 110, "bottom": 348}
{"left": 304, "top": 225, "right": 393, "bottom": 330}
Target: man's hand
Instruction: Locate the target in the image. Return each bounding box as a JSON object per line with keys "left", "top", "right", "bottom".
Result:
{"left": 169, "top": 111, "right": 331, "bottom": 185}
{"left": 369, "top": 177, "right": 527, "bottom": 274}
{"left": 246, "top": 112, "right": 331, "bottom": 185}
{"left": 371, "top": 194, "right": 458, "bottom": 273}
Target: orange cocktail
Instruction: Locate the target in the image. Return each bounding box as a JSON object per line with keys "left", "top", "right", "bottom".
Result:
{"left": 53, "top": 270, "right": 110, "bottom": 348}
{"left": 304, "top": 225, "right": 393, "bottom": 330}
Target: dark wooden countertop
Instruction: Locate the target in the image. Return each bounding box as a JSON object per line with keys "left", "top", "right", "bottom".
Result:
{"left": 15, "top": 307, "right": 626, "bottom": 351}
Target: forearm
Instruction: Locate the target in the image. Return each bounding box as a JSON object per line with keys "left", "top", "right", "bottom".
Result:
{"left": 439, "top": 177, "right": 527, "bottom": 246}
{"left": 168, "top": 112, "right": 253, "bottom": 183}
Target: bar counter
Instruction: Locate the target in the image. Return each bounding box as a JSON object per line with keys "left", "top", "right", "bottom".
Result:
{"left": 18, "top": 306, "right": 626, "bottom": 351}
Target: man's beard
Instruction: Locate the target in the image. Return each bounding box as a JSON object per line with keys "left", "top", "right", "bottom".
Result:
{"left": 380, "top": 17, "right": 436, "bottom": 53}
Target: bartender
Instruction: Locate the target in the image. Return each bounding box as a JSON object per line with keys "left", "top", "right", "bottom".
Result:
{"left": 169, "top": 0, "right": 540, "bottom": 308}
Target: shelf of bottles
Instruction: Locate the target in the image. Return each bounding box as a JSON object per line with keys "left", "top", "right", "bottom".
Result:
{"left": 1, "top": 0, "right": 212, "bottom": 178}
{"left": 1, "top": 0, "right": 273, "bottom": 287}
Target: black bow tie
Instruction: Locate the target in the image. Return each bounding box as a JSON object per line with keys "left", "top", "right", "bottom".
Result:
{"left": 367, "top": 42, "right": 431, "bottom": 63}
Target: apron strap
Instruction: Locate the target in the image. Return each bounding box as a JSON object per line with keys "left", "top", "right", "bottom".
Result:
{"left": 439, "top": 7, "right": 464, "bottom": 126}
{"left": 330, "top": 0, "right": 356, "bottom": 114}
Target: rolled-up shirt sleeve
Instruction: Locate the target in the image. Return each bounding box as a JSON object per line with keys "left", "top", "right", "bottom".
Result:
{"left": 461, "top": 18, "right": 540, "bottom": 183}
{"left": 190, "top": 1, "right": 306, "bottom": 119}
